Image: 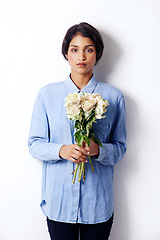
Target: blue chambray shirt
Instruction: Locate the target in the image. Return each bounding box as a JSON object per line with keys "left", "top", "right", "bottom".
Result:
{"left": 28, "top": 74, "right": 127, "bottom": 224}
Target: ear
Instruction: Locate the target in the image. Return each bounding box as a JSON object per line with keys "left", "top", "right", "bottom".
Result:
{"left": 65, "top": 54, "right": 68, "bottom": 60}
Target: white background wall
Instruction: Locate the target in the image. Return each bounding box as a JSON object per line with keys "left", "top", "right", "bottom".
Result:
{"left": 0, "top": 0, "right": 160, "bottom": 239}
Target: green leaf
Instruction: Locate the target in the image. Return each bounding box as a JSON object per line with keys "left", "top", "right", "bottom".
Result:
{"left": 84, "top": 135, "right": 90, "bottom": 147}
{"left": 86, "top": 123, "right": 90, "bottom": 137}
{"left": 85, "top": 111, "right": 95, "bottom": 122}
{"left": 74, "top": 129, "right": 81, "bottom": 134}
{"left": 79, "top": 136, "right": 85, "bottom": 146}
{"left": 89, "top": 131, "right": 103, "bottom": 148}
{"left": 76, "top": 135, "right": 81, "bottom": 146}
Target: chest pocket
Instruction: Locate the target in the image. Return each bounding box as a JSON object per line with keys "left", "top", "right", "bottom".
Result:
{"left": 92, "top": 122, "right": 110, "bottom": 143}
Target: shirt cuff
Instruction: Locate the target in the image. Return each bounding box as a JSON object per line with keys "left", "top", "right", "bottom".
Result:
{"left": 49, "top": 143, "right": 64, "bottom": 162}
{"left": 94, "top": 143, "right": 114, "bottom": 166}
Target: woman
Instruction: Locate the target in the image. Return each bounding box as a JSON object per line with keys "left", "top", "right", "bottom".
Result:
{"left": 28, "top": 22, "right": 127, "bottom": 240}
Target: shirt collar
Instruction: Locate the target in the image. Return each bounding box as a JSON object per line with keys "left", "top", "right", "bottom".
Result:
{"left": 64, "top": 74, "right": 98, "bottom": 95}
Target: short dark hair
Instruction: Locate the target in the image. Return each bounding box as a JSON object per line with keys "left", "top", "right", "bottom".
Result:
{"left": 62, "top": 22, "right": 104, "bottom": 65}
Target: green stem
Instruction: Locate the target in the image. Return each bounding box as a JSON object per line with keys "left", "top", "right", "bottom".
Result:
{"left": 89, "top": 155, "right": 94, "bottom": 172}
{"left": 78, "top": 162, "right": 82, "bottom": 182}
{"left": 72, "top": 164, "right": 79, "bottom": 184}
{"left": 82, "top": 162, "right": 85, "bottom": 182}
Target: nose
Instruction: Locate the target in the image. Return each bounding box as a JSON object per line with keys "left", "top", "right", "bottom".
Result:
{"left": 78, "top": 51, "right": 86, "bottom": 61}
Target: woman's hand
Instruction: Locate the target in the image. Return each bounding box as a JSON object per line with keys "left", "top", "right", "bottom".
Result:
{"left": 59, "top": 144, "right": 89, "bottom": 163}
{"left": 59, "top": 139, "right": 99, "bottom": 163}
{"left": 84, "top": 139, "right": 100, "bottom": 157}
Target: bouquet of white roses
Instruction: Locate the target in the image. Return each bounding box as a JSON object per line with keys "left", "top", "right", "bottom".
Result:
{"left": 65, "top": 92, "right": 109, "bottom": 184}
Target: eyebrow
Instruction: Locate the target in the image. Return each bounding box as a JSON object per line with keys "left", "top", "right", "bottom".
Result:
{"left": 69, "top": 44, "right": 95, "bottom": 48}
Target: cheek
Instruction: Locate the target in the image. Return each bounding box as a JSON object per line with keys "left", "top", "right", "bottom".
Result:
{"left": 89, "top": 55, "right": 96, "bottom": 66}
{"left": 68, "top": 54, "right": 76, "bottom": 65}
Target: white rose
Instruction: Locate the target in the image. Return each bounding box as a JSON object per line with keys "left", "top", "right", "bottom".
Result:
{"left": 95, "top": 98, "right": 109, "bottom": 119}
{"left": 91, "top": 93, "right": 101, "bottom": 98}
{"left": 66, "top": 103, "right": 81, "bottom": 120}
{"left": 81, "top": 93, "right": 97, "bottom": 115}
{"left": 65, "top": 92, "right": 81, "bottom": 106}
{"left": 65, "top": 92, "right": 82, "bottom": 120}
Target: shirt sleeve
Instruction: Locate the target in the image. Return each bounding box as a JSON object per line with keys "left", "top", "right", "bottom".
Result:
{"left": 95, "top": 96, "right": 127, "bottom": 166}
{"left": 27, "top": 90, "right": 63, "bottom": 163}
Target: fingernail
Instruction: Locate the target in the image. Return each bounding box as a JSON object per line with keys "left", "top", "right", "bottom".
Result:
{"left": 87, "top": 151, "right": 90, "bottom": 154}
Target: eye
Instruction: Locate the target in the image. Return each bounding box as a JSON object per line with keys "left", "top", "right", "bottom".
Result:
{"left": 85, "top": 48, "right": 93, "bottom": 53}
{"left": 71, "top": 48, "right": 78, "bottom": 53}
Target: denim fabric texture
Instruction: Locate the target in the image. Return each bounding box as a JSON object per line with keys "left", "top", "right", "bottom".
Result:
{"left": 28, "top": 75, "right": 127, "bottom": 224}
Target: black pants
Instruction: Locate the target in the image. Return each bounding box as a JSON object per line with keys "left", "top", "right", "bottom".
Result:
{"left": 47, "top": 214, "right": 114, "bottom": 240}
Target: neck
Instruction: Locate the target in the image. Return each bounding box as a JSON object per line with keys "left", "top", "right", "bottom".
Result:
{"left": 70, "top": 71, "right": 93, "bottom": 90}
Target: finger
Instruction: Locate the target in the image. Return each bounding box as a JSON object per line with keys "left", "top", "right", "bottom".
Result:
{"left": 84, "top": 146, "right": 90, "bottom": 152}
{"left": 72, "top": 152, "right": 88, "bottom": 162}
{"left": 74, "top": 149, "right": 88, "bottom": 158}
{"left": 75, "top": 145, "right": 89, "bottom": 155}
{"left": 84, "top": 141, "right": 89, "bottom": 147}
{"left": 69, "top": 155, "right": 87, "bottom": 164}
{"left": 69, "top": 157, "right": 80, "bottom": 163}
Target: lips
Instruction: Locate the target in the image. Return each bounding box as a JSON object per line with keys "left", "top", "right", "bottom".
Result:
{"left": 77, "top": 63, "right": 86, "bottom": 68}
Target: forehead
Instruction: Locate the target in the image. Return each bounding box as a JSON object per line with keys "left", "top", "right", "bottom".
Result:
{"left": 69, "top": 34, "right": 95, "bottom": 47}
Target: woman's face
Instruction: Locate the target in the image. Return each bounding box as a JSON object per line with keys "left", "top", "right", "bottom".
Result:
{"left": 66, "top": 34, "right": 97, "bottom": 77}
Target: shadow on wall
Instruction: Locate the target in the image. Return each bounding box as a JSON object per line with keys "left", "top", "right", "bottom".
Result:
{"left": 94, "top": 31, "right": 141, "bottom": 240}
{"left": 93, "top": 30, "right": 122, "bottom": 82}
